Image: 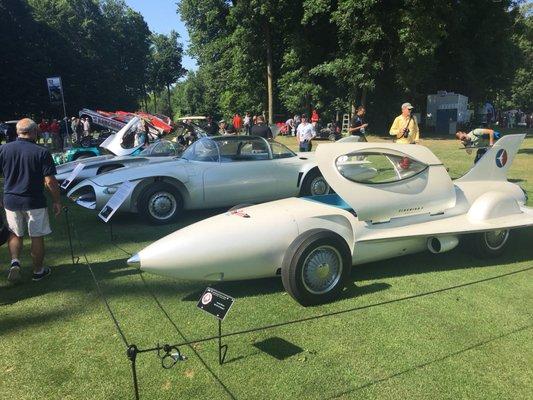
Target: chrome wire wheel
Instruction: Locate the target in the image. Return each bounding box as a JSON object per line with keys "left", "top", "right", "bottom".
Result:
{"left": 148, "top": 191, "right": 177, "bottom": 220}
{"left": 301, "top": 245, "right": 343, "bottom": 295}
{"left": 310, "top": 176, "right": 329, "bottom": 196}
{"left": 484, "top": 230, "right": 509, "bottom": 251}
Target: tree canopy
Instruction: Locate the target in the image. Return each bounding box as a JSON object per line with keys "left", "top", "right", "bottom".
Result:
{"left": 176, "top": 0, "right": 531, "bottom": 128}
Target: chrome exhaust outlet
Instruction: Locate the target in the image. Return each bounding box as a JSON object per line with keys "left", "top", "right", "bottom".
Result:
{"left": 427, "top": 236, "right": 459, "bottom": 254}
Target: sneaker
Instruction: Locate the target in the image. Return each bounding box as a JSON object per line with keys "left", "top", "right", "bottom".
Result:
{"left": 7, "top": 265, "right": 21, "bottom": 283}
{"left": 32, "top": 267, "right": 51, "bottom": 281}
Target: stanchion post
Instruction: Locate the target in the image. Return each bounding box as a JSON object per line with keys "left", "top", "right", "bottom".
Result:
{"left": 218, "top": 319, "right": 228, "bottom": 365}
{"left": 127, "top": 345, "right": 140, "bottom": 400}
{"left": 63, "top": 206, "right": 79, "bottom": 265}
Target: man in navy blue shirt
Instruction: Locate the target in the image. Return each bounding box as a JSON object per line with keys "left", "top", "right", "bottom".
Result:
{"left": 0, "top": 118, "right": 61, "bottom": 283}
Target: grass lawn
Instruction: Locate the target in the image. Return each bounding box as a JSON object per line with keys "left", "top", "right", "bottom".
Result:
{"left": 1, "top": 129, "right": 532, "bottom": 399}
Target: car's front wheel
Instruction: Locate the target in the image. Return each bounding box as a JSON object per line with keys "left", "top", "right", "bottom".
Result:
{"left": 469, "top": 229, "right": 511, "bottom": 258}
{"left": 281, "top": 230, "right": 352, "bottom": 306}
{"left": 138, "top": 182, "right": 183, "bottom": 224}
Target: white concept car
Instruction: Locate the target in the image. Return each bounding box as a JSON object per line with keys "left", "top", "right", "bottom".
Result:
{"left": 127, "top": 134, "right": 533, "bottom": 305}
{"left": 68, "top": 136, "right": 331, "bottom": 224}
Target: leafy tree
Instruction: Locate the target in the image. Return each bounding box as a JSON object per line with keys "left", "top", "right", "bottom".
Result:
{"left": 150, "top": 31, "right": 186, "bottom": 116}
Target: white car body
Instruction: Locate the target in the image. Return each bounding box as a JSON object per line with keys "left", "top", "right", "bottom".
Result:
{"left": 127, "top": 134, "right": 533, "bottom": 305}
{"left": 68, "top": 136, "right": 329, "bottom": 223}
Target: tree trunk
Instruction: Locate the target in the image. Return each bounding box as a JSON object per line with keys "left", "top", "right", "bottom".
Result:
{"left": 166, "top": 83, "right": 172, "bottom": 117}
{"left": 361, "top": 87, "right": 368, "bottom": 107}
{"left": 351, "top": 88, "right": 358, "bottom": 115}
{"left": 153, "top": 92, "right": 158, "bottom": 114}
{"left": 265, "top": 21, "right": 274, "bottom": 125}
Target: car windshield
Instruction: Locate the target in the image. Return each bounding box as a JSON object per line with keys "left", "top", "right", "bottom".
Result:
{"left": 139, "top": 140, "right": 179, "bottom": 157}
{"left": 270, "top": 141, "right": 296, "bottom": 159}
{"left": 335, "top": 150, "right": 428, "bottom": 184}
{"left": 181, "top": 136, "right": 277, "bottom": 162}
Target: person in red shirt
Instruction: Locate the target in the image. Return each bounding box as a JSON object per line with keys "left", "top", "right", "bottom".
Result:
{"left": 311, "top": 109, "right": 320, "bottom": 127}
{"left": 232, "top": 113, "right": 243, "bottom": 133}
{"left": 49, "top": 119, "right": 60, "bottom": 150}
{"left": 38, "top": 119, "right": 50, "bottom": 145}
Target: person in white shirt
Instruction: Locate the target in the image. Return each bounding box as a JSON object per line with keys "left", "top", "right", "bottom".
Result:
{"left": 296, "top": 115, "right": 316, "bottom": 152}
{"left": 82, "top": 118, "right": 91, "bottom": 136}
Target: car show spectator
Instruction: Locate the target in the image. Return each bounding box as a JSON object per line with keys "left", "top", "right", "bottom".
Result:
{"left": 38, "top": 118, "right": 50, "bottom": 145}
{"left": 71, "top": 117, "right": 81, "bottom": 143}
{"left": 49, "top": 118, "right": 60, "bottom": 150}
{"left": 348, "top": 106, "right": 368, "bottom": 141}
{"left": 82, "top": 117, "right": 91, "bottom": 136}
{"left": 285, "top": 117, "right": 295, "bottom": 136}
{"left": 456, "top": 128, "right": 501, "bottom": 164}
{"left": 311, "top": 109, "right": 320, "bottom": 127}
{"left": 243, "top": 112, "right": 251, "bottom": 135}
{"left": 296, "top": 114, "right": 316, "bottom": 152}
{"left": 232, "top": 113, "right": 243, "bottom": 132}
{"left": 389, "top": 102, "right": 420, "bottom": 144}
{"left": 205, "top": 116, "right": 218, "bottom": 135}
{"left": 250, "top": 115, "right": 273, "bottom": 139}
{"left": 218, "top": 120, "right": 236, "bottom": 135}
{"left": 0, "top": 118, "right": 61, "bottom": 283}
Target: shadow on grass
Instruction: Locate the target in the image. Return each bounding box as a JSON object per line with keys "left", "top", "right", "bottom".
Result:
{"left": 518, "top": 148, "right": 533, "bottom": 155}
{"left": 0, "top": 305, "right": 83, "bottom": 336}
{"left": 327, "top": 324, "right": 532, "bottom": 399}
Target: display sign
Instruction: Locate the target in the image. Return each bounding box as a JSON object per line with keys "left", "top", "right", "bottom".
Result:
{"left": 98, "top": 181, "right": 137, "bottom": 223}
{"left": 60, "top": 163, "right": 85, "bottom": 190}
{"left": 197, "top": 287, "right": 235, "bottom": 321}
{"left": 46, "top": 76, "right": 63, "bottom": 103}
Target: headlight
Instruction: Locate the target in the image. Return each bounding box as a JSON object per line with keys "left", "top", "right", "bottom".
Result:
{"left": 104, "top": 186, "right": 119, "bottom": 195}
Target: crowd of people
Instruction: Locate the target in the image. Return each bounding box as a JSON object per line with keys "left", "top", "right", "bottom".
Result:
{"left": 0, "top": 116, "right": 94, "bottom": 151}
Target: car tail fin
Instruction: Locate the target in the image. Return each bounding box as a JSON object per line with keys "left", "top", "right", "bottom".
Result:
{"left": 457, "top": 134, "right": 526, "bottom": 182}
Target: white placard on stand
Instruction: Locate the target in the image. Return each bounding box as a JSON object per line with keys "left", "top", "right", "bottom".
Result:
{"left": 98, "top": 181, "right": 137, "bottom": 223}
{"left": 60, "top": 163, "right": 85, "bottom": 190}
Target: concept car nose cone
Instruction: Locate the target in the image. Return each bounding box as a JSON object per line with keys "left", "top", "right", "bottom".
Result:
{"left": 130, "top": 201, "right": 299, "bottom": 281}
{"left": 127, "top": 253, "right": 140, "bottom": 266}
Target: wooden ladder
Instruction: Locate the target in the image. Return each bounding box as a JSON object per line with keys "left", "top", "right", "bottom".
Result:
{"left": 341, "top": 113, "right": 350, "bottom": 134}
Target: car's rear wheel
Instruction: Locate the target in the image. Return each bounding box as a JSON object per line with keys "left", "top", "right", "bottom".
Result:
{"left": 301, "top": 170, "right": 330, "bottom": 196}
{"left": 470, "top": 229, "right": 511, "bottom": 258}
{"left": 281, "top": 230, "right": 351, "bottom": 306}
{"left": 139, "top": 182, "right": 183, "bottom": 225}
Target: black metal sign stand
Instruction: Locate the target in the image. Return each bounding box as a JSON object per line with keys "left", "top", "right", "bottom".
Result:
{"left": 127, "top": 345, "right": 140, "bottom": 400}
{"left": 218, "top": 319, "right": 228, "bottom": 365}
{"left": 63, "top": 207, "right": 79, "bottom": 265}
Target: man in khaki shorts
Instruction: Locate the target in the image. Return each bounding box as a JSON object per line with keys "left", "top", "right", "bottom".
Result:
{"left": 0, "top": 118, "right": 61, "bottom": 282}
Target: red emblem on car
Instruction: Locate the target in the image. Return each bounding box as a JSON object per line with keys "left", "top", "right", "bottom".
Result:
{"left": 228, "top": 209, "right": 250, "bottom": 218}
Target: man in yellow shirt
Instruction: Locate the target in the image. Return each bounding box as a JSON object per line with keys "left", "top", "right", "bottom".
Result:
{"left": 389, "top": 102, "right": 420, "bottom": 144}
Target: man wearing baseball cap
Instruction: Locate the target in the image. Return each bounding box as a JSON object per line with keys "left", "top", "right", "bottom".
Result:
{"left": 389, "top": 102, "right": 420, "bottom": 144}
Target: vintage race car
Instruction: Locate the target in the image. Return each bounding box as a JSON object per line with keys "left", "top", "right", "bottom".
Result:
{"left": 68, "top": 136, "right": 330, "bottom": 224}
{"left": 126, "top": 134, "right": 533, "bottom": 306}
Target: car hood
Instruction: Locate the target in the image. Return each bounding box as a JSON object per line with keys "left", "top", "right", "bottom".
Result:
{"left": 99, "top": 116, "right": 143, "bottom": 156}
{"left": 56, "top": 154, "right": 115, "bottom": 174}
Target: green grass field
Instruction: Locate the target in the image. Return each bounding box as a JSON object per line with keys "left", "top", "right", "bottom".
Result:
{"left": 1, "top": 130, "right": 532, "bottom": 399}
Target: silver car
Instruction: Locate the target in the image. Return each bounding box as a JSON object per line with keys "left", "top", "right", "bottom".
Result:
{"left": 68, "top": 136, "right": 330, "bottom": 224}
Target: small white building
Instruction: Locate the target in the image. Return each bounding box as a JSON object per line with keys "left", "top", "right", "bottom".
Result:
{"left": 426, "top": 91, "right": 469, "bottom": 134}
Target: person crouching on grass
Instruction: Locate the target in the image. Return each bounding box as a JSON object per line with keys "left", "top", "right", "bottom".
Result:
{"left": 455, "top": 128, "right": 501, "bottom": 164}
{"left": 0, "top": 118, "right": 61, "bottom": 283}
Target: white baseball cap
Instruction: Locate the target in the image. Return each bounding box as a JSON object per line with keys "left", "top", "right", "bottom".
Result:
{"left": 401, "top": 102, "right": 414, "bottom": 109}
